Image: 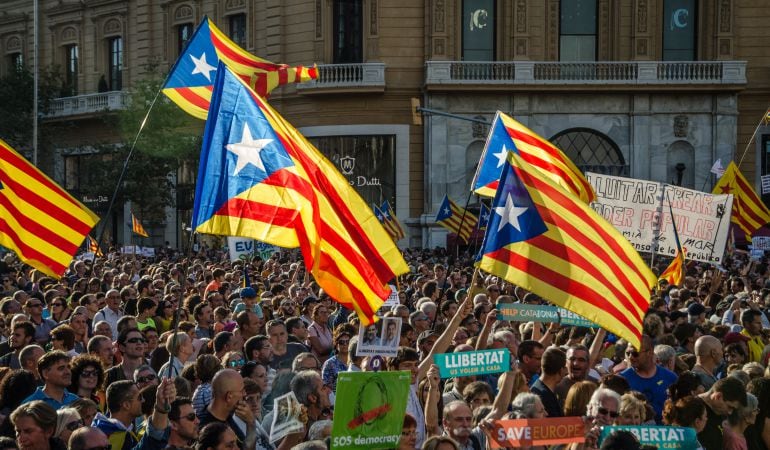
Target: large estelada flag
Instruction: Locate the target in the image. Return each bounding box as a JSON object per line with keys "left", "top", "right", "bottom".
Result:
{"left": 477, "top": 151, "right": 655, "bottom": 348}
{"left": 191, "top": 63, "right": 408, "bottom": 325}
{"left": 659, "top": 201, "right": 685, "bottom": 287}
{"left": 435, "top": 195, "right": 478, "bottom": 243}
{"left": 713, "top": 161, "right": 770, "bottom": 238}
{"left": 472, "top": 112, "right": 596, "bottom": 204}
{"left": 163, "top": 16, "right": 317, "bottom": 120}
{"left": 0, "top": 139, "right": 99, "bottom": 277}
{"left": 381, "top": 200, "right": 406, "bottom": 240}
{"left": 131, "top": 212, "right": 149, "bottom": 237}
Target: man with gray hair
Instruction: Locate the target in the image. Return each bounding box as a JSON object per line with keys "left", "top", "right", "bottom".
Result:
{"left": 442, "top": 400, "right": 485, "bottom": 450}
{"left": 692, "top": 335, "right": 723, "bottom": 390}
{"left": 68, "top": 426, "right": 110, "bottom": 450}
{"left": 307, "top": 419, "right": 332, "bottom": 441}
{"left": 159, "top": 331, "right": 193, "bottom": 378}
{"left": 654, "top": 344, "right": 677, "bottom": 373}
{"left": 19, "top": 344, "right": 44, "bottom": 382}
{"left": 586, "top": 388, "right": 621, "bottom": 426}
{"left": 93, "top": 288, "right": 123, "bottom": 337}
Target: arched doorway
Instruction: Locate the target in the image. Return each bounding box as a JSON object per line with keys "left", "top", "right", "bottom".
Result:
{"left": 550, "top": 128, "right": 628, "bottom": 176}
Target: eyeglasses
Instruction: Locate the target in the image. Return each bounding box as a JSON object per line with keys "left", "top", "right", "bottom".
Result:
{"left": 175, "top": 413, "right": 197, "bottom": 421}
{"left": 65, "top": 419, "right": 84, "bottom": 431}
{"left": 337, "top": 339, "right": 350, "bottom": 346}
{"left": 244, "top": 395, "right": 260, "bottom": 404}
{"left": 81, "top": 369, "right": 100, "bottom": 378}
{"left": 597, "top": 407, "right": 619, "bottom": 418}
{"left": 625, "top": 348, "right": 649, "bottom": 357}
{"left": 136, "top": 374, "right": 157, "bottom": 384}
{"left": 53, "top": 303, "right": 65, "bottom": 307}
{"left": 125, "top": 337, "right": 147, "bottom": 344}
{"left": 228, "top": 359, "right": 246, "bottom": 368}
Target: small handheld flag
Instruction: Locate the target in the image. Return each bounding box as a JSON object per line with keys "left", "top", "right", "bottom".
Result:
{"left": 381, "top": 200, "right": 406, "bottom": 240}
{"left": 435, "top": 195, "right": 478, "bottom": 243}
{"left": 713, "top": 161, "right": 770, "bottom": 238}
{"left": 131, "top": 212, "right": 149, "bottom": 237}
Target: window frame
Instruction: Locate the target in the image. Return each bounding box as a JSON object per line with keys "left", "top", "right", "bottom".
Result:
{"left": 108, "top": 36, "right": 123, "bottom": 91}
{"left": 558, "top": 0, "right": 598, "bottom": 61}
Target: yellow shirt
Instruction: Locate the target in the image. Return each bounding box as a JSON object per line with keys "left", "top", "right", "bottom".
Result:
{"left": 741, "top": 328, "right": 764, "bottom": 363}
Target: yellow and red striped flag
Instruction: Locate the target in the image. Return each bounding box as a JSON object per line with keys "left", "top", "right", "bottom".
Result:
{"left": 163, "top": 16, "right": 317, "bottom": 120}
{"left": 477, "top": 151, "right": 655, "bottom": 348}
{"left": 435, "top": 195, "right": 479, "bottom": 243}
{"left": 381, "top": 201, "right": 406, "bottom": 241}
{"left": 0, "top": 139, "right": 99, "bottom": 277}
{"left": 713, "top": 161, "right": 770, "bottom": 238}
{"left": 659, "top": 201, "right": 685, "bottom": 287}
{"left": 87, "top": 235, "right": 103, "bottom": 257}
{"left": 472, "top": 112, "right": 596, "bottom": 204}
{"left": 131, "top": 212, "right": 149, "bottom": 237}
{"left": 191, "top": 65, "right": 408, "bottom": 325}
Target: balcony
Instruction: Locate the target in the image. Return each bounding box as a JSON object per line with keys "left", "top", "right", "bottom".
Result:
{"left": 44, "top": 91, "right": 129, "bottom": 118}
{"left": 425, "top": 61, "right": 747, "bottom": 91}
{"left": 297, "top": 63, "right": 386, "bottom": 93}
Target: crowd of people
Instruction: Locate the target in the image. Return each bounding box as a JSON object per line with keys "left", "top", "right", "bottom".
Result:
{"left": 0, "top": 245, "right": 768, "bottom": 450}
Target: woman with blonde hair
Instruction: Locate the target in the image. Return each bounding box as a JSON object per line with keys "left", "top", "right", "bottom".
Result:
{"left": 53, "top": 408, "right": 82, "bottom": 445}
{"left": 564, "top": 381, "right": 597, "bottom": 417}
{"left": 618, "top": 393, "right": 646, "bottom": 425}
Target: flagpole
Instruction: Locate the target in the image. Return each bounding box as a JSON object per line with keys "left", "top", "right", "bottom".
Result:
{"left": 706, "top": 196, "right": 730, "bottom": 264}
{"left": 649, "top": 184, "right": 667, "bottom": 268}
{"left": 456, "top": 189, "right": 474, "bottom": 258}
{"left": 32, "top": 0, "right": 39, "bottom": 166}
{"left": 95, "top": 89, "right": 163, "bottom": 252}
{"left": 736, "top": 107, "right": 770, "bottom": 167}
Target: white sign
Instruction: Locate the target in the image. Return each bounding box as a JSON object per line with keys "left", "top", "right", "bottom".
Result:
{"left": 227, "top": 236, "right": 255, "bottom": 262}
{"left": 752, "top": 236, "right": 770, "bottom": 250}
{"left": 761, "top": 175, "right": 770, "bottom": 195}
{"left": 586, "top": 173, "right": 734, "bottom": 263}
{"left": 356, "top": 317, "right": 402, "bottom": 358}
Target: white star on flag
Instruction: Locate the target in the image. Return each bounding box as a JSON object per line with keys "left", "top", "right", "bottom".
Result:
{"left": 493, "top": 145, "right": 509, "bottom": 168}
{"left": 494, "top": 194, "right": 529, "bottom": 232}
{"left": 226, "top": 124, "right": 273, "bottom": 175}
{"left": 191, "top": 53, "right": 217, "bottom": 82}
{"left": 444, "top": 207, "right": 451, "bottom": 215}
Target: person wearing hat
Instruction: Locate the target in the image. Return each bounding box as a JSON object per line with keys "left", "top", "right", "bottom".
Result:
{"left": 233, "top": 287, "right": 264, "bottom": 319}
{"left": 687, "top": 302, "right": 707, "bottom": 326}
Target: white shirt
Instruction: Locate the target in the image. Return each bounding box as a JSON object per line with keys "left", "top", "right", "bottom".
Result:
{"left": 94, "top": 307, "right": 123, "bottom": 338}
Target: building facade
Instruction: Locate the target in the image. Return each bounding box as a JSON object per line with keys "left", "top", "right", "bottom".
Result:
{"left": 0, "top": 0, "right": 767, "bottom": 249}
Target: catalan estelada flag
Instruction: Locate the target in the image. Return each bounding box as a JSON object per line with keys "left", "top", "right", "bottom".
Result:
{"left": 472, "top": 112, "right": 595, "bottom": 204}
{"left": 163, "top": 16, "right": 317, "bottom": 120}
{"left": 381, "top": 200, "right": 406, "bottom": 240}
{"left": 131, "top": 213, "right": 149, "bottom": 237}
{"left": 713, "top": 161, "right": 770, "bottom": 238}
{"left": 373, "top": 205, "right": 398, "bottom": 241}
{"left": 192, "top": 64, "right": 408, "bottom": 325}
{"left": 435, "top": 195, "right": 478, "bottom": 243}
{"left": 478, "top": 202, "right": 491, "bottom": 231}
{"left": 477, "top": 151, "right": 655, "bottom": 348}
{"left": 87, "top": 235, "right": 103, "bottom": 257}
{"left": 0, "top": 139, "right": 99, "bottom": 277}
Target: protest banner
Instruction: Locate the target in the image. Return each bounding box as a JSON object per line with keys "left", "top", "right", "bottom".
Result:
{"left": 586, "top": 172, "right": 733, "bottom": 263}
{"left": 434, "top": 348, "right": 509, "bottom": 378}
{"left": 331, "top": 371, "right": 410, "bottom": 450}
{"left": 762, "top": 174, "right": 770, "bottom": 195}
{"left": 269, "top": 392, "right": 305, "bottom": 442}
{"left": 254, "top": 241, "right": 278, "bottom": 260}
{"left": 752, "top": 236, "right": 770, "bottom": 250}
{"left": 598, "top": 425, "right": 699, "bottom": 450}
{"left": 227, "top": 236, "right": 256, "bottom": 262}
{"left": 497, "top": 304, "right": 559, "bottom": 323}
{"left": 557, "top": 308, "right": 600, "bottom": 328}
{"left": 378, "top": 284, "right": 400, "bottom": 315}
{"left": 486, "top": 417, "right": 585, "bottom": 448}
{"left": 356, "top": 317, "right": 401, "bottom": 357}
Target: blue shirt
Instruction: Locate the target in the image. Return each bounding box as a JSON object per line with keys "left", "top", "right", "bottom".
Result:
{"left": 22, "top": 387, "right": 79, "bottom": 410}
{"left": 620, "top": 365, "right": 678, "bottom": 423}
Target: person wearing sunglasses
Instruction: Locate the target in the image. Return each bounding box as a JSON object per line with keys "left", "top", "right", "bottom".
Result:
{"left": 619, "top": 334, "right": 678, "bottom": 423}
{"left": 69, "top": 354, "right": 106, "bottom": 408}
{"left": 167, "top": 397, "right": 200, "bottom": 449}
{"left": 24, "top": 298, "right": 58, "bottom": 346}
{"left": 133, "top": 365, "right": 160, "bottom": 390}
{"left": 105, "top": 328, "right": 147, "bottom": 385}
{"left": 54, "top": 407, "right": 83, "bottom": 445}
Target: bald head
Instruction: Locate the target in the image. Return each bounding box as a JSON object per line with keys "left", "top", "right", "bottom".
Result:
{"left": 69, "top": 427, "right": 109, "bottom": 450}
{"left": 211, "top": 368, "right": 244, "bottom": 397}
{"left": 695, "top": 335, "right": 721, "bottom": 357}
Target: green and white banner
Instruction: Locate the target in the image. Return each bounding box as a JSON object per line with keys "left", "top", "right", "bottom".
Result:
{"left": 497, "top": 304, "right": 559, "bottom": 322}
{"left": 331, "top": 371, "right": 411, "bottom": 450}
{"left": 434, "top": 348, "right": 509, "bottom": 378}
{"left": 599, "top": 425, "right": 699, "bottom": 450}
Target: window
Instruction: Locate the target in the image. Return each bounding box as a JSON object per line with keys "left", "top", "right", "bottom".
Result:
{"left": 229, "top": 14, "right": 247, "bottom": 47}
{"left": 332, "top": 0, "right": 363, "bottom": 63}
{"left": 308, "top": 135, "right": 396, "bottom": 207}
{"left": 64, "top": 44, "right": 78, "bottom": 96}
{"left": 7, "top": 52, "right": 23, "bottom": 72}
{"left": 178, "top": 23, "right": 194, "bottom": 56}
{"left": 462, "top": 0, "right": 495, "bottom": 61}
{"left": 108, "top": 37, "right": 123, "bottom": 90}
{"left": 663, "top": 0, "right": 697, "bottom": 60}
{"left": 550, "top": 128, "right": 627, "bottom": 176}
{"left": 560, "top": 0, "right": 597, "bottom": 61}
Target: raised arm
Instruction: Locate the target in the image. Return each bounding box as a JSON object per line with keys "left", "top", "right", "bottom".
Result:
{"left": 417, "top": 294, "right": 473, "bottom": 384}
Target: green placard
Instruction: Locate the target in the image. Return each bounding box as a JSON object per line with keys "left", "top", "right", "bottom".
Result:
{"left": 557, "top": 308, "right": 600, "bottom": 328}
{"left": 434, "top": 348, "right": 510, "bottom": 378}
{"left": 331, "top": 371, "right": 411, "bottom": 450}
{"left": 599, "top": 425, "right": 698, "bottom": 450}
{"left": 497, "top": 304, "right": 559, "bottom": 322}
